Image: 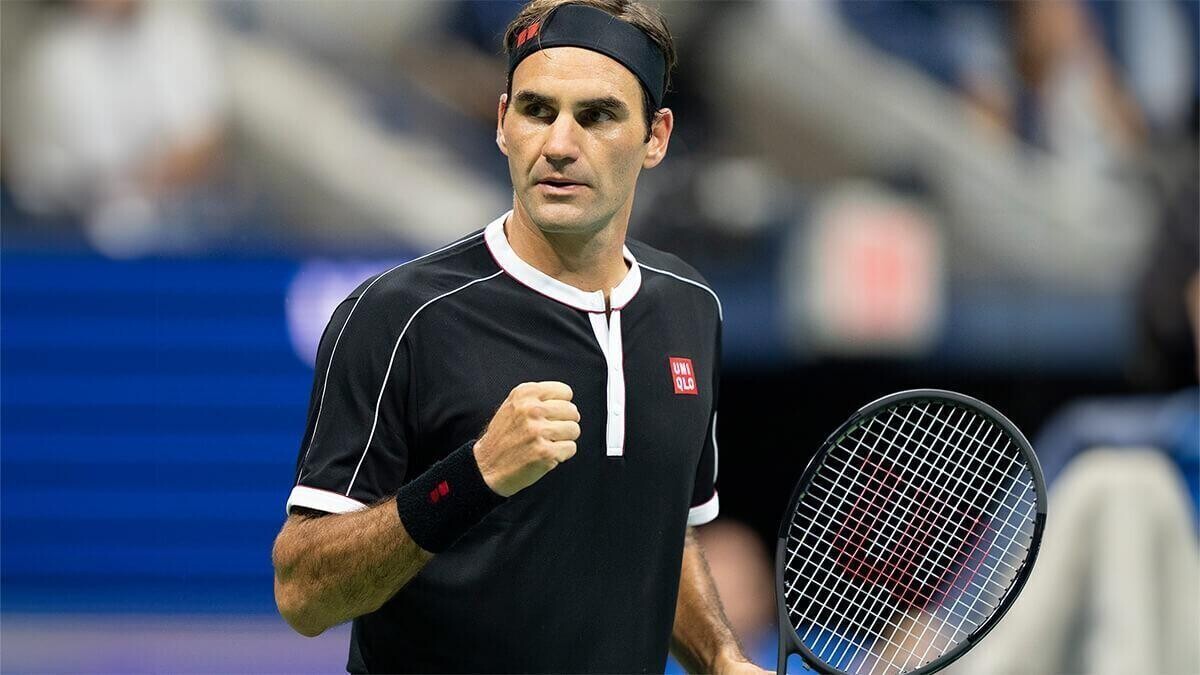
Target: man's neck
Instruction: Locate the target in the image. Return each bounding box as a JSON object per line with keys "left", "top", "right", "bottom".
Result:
{"left": 505, "top": 203, "right": 631, "bottom": 301}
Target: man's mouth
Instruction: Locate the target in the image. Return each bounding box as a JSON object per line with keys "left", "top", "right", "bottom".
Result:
{"left": 536, "top": 178, "right": 588, "bottom": 194}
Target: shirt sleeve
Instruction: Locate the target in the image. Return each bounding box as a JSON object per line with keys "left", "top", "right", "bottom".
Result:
{"left": 687, "top": 319, "right": 721, "bottom": 526}
{"left": 286, "top": 292, "right": 414, "bottom": 515}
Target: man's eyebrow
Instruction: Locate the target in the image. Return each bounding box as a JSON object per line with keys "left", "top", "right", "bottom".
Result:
{"left": 512, "top": 91, "right": 628, "bottom": 113}
{"left": 578, "top": 96, "right": 628, "bottom": 113}
{"left": 513, "top": 91, "right": 554, "bottom": 108}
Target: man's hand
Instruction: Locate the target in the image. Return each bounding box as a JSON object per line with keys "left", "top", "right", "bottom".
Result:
{"left": 473, "top": 381, "right": 581, "bottom": 497}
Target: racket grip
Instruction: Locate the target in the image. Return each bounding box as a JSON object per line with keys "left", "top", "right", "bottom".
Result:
{"left": 775, "top": 536, "right": 792, "bottom": 675}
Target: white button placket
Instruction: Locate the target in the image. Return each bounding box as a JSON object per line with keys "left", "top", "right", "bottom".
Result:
{"left": 589, "top": 310, "right": 626, "bottom": 457}
{"left": 483, "top": 212, "right": 638, "bottom": 457}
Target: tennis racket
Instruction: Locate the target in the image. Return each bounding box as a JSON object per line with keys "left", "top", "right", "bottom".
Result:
{"left": 775, "top": 390, "right": 1046, "bottom": 675}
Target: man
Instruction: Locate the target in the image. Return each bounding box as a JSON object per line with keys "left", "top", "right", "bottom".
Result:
{"left": 272, "top": 1, "right": 765, "bottom": 672}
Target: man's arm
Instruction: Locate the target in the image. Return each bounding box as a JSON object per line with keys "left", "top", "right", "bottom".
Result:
{"left": 671, "top": 527, "right": 765, "bottom": 674}
{"left": 272, "top": 500, "right": 431, "bottom": 637}
{"left": 274, "top": 380, "right": 581, "bottom": 637}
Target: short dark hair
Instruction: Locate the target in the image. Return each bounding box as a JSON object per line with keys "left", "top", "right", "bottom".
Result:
{"left": 503, "top": 0, "right": 677, "bottom": 141}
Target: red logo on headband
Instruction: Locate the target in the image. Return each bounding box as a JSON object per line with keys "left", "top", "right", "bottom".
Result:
{"left": 516, "top": 22, "right": 541, "bottom": 47}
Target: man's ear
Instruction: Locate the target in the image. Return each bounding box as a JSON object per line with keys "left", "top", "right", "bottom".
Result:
{"left": 643, "top": 108, "right": 674, "bottom": 169}
{"left": 496, "top": 93, "right": 510, "bottom": 156}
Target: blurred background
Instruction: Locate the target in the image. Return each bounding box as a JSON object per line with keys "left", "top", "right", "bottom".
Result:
{"left": 1, "top": 0, "right": 1196, "bottom": 672}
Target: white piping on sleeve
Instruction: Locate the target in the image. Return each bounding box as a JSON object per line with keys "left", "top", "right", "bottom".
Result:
{"left": 712, "top": 411, "right": 719, "bottom": 482}
{"left": 286, "top": 485, "right": 367, "bottom": 515}
{"left": 297, "top": 231, "right": 485, "bottom": 480}
{"left": 636, "top": 262, "right": 723, "bottom": 320}
{"left": 345, "top": 271, "right": 504, "bottom": 495}
{"left": 687, "top": 492, "right": 720, "bottom": 526}
{"left": 639, "top": 261, "right": 724, "bottom": 515}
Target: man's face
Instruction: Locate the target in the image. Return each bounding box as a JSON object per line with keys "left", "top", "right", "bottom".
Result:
{"left": 498, "top": 47, "right": 671, "bottom": 235}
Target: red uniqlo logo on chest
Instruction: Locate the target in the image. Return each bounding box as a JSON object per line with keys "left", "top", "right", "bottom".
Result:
{"left": 669, "top": 357, "right": 698, "bottom": 395}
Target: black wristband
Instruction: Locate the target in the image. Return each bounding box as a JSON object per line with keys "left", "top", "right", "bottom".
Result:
{"left": 395, "top": 440, "right": 506, "bottom": 553}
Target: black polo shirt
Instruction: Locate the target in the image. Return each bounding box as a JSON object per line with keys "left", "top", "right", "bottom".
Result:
{"left": 286, "top": 212, "right": 722, "bottom": 674}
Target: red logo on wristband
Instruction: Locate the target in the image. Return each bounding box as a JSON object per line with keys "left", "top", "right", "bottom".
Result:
{"left": 669, "top": 357, "right": 698, "bottom": 395}
{"left": 428, "top": 480, "right": 451, "bottom": 504}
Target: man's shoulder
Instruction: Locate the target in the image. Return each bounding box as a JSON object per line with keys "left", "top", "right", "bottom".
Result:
{"left": 345, "top": 230, "right": 494, "bottom": 315}
{"left": 627, "top": 238, "right": 712, "bottom": 286}
{"left": 627, "top": 238, "right": 722, "bottom": 317}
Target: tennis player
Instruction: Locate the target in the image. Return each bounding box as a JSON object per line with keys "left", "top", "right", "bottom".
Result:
{"left": 272, "top": 1, "right": 765, "bottom": 672}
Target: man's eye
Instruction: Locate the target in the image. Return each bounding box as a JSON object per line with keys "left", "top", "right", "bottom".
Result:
{"left": 585, "top": 109, "right": 614, "bottom": 123}
{"left": 526, "top": 104, "right": 552, "bottom": 118}
{"left": 581, "top": 109, "right": 614, "bottom": 124}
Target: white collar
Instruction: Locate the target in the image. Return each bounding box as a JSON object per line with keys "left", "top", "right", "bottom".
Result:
{"left": 484, "top": 211, "right": 642, "bottom": 313}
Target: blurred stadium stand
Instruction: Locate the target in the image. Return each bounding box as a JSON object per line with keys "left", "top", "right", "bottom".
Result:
{"left": 1, "top": 0, "right": 1196, "bottom": 672}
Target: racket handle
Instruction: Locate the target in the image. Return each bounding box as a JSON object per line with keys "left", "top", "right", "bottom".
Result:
{"left": 775, "top": 536, "right": 792, "bottom": 675}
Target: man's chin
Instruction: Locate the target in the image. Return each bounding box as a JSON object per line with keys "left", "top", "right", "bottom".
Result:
{"left": 527, "top": 203, "right": 598, "bottom": 234}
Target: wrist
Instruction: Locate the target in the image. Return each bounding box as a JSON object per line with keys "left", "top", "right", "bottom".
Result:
{"left": 472, "top": 438, "right": 503, "bottom": 496}
{"left": 395, "top": 440, "right": 506, "bottom": 553}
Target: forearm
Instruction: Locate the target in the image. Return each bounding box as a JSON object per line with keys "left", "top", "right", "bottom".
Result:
{"left": 272, "top": 499, "right": 432, "bottom": 637}
{"left": 671, "top": 528, "right": 748, "bottom": 673}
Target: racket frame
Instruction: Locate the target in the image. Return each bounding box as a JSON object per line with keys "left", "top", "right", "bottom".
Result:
{"left": 774, "top": 389, "right": 1047, "bottom": 675}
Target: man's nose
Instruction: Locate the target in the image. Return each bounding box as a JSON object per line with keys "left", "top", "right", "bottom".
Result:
{"left": 542, "top": 114, "right": 580, "bottom": 166}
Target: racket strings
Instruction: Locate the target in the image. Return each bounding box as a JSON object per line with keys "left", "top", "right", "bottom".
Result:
{"left": 786, "top": 408, "right": 1006, "bottom": 657}
{"left": 786, "top": 405, "right": 1022, "bottom": 610}
{"left": 818, "top": 415, "right": 1035, "bottom": 594}
{"left": 782, "top": 402, "right": 1039, "bottom": 675}
{"left": 792, "top": 405, "right": 1035, "bottom": 666}
{"left": 786, "top": 404, "right": 1036, "bottom": 673}
{"left": 782, "top": 422, "right": 1027, "bottom": 667}
{"left": 827, "top": 455, "right": 986, "bottom": 608}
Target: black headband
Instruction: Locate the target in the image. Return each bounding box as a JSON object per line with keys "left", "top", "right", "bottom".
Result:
{"left": 507, "top": 4, "right": 667, "bottom": 110}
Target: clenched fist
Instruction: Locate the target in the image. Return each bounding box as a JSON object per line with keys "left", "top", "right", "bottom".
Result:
{"left": 473, "top": 381, "right": 581, "bottom": 497}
